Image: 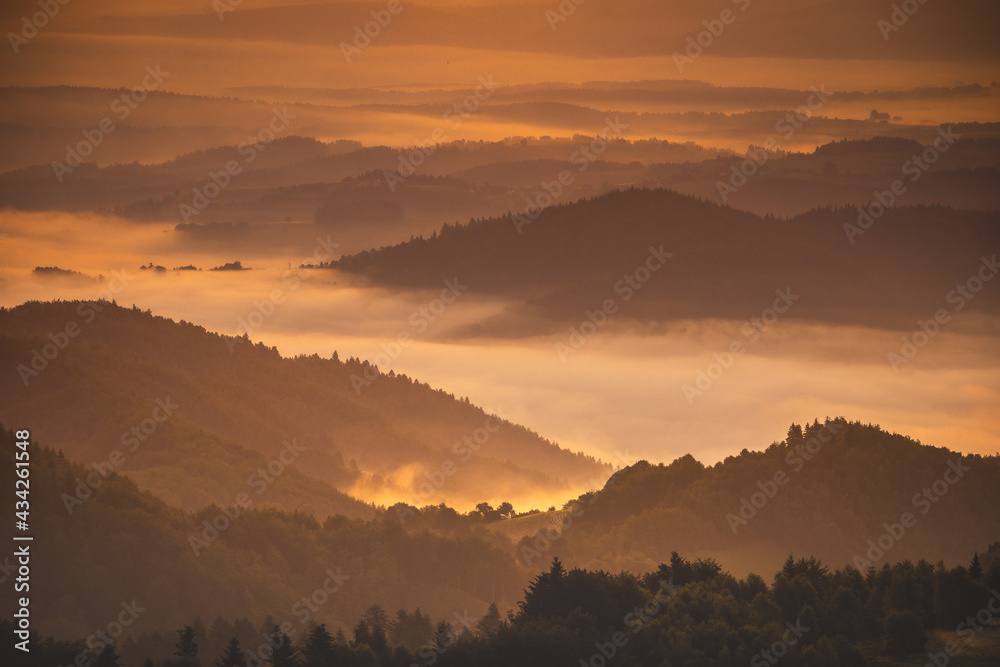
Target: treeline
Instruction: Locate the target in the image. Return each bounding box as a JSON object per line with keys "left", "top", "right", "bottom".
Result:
{"left": 6, "top": 550, "right": 999, "bottom": 667}
{"left": 0, "top": 300, "right": 607, "bottom": 514}
{"left": 0, "top": 426, "right": 528, "bottom": 641}
{"left": 518, "top": 418, "right": 1000, "bottom": 577}
{"left": 325, "top": 188, "right": 1000, "bottom": 332}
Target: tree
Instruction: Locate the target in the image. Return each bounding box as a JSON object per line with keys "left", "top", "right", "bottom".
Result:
{"left": 266, "top": 627, "right": 298, "bottom": 667}
{"left": 361, "top": 604, "right": 389, "bottom": 631}
{"left": 215, "top": 638, "right": 245, "bottom": 667}
{"left": 175, "top": 626, "right": 199, "bottom": 664}
{"left": 970, "top": 553, "right": 982, "bottom": 580}
{"left": 94, "top": 643, "right": 122, "bottom": 667}
{"left": 475, "top": 502, "right": 495, "bottom": 520}
{"left": 351, "top": 620, "right": 372, "bottom": 648}
{"left": 431, "top": 621, "right": 454, "bottom": 653}
{"left": 787, "top": 423, "right": 804, "bottom": 448}
{"left": 301, "top": 625, "right": 334, "bottom": 667}
{"left": 550, "top": 557, "right": 566, "bottom": 579}
{"left": 497, "top": 502, "right": 514, "bottom": 517}
{"left": 369, "top": 624, "right": 389, "bottom": 656}
{"left": 476, "top": 602, "right": 502, "bottom": 637}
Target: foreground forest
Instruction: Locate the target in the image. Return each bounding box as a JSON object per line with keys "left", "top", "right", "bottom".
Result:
{"left": 6, "top": 549, "right": 1000, "bottom": 667}
{"left": 1, "top": 409, "right": 997, "bottom": 654}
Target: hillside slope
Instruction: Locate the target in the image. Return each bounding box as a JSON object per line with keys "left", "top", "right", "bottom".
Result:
{"left": 515, "top": 419, "right": 1000, "bottom": 577}
{"left": 0, "top": 426, "right": 528, "bottom": 640}
{"left": 0, "top": 301, "right": 607, "bottom": 512}
{"left": 329, "top": 188, "right": 1000, "bottom": 334}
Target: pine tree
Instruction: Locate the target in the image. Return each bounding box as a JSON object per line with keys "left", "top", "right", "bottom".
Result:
{"left": 369, "top": 624, "right": 389, "bottom": 656}
{"left": 301, "top": 625, "right": 334, "bottom": 667}
{"left": 550, "top": 557, "right": 566, "bottom": 579}
{"left": 432, "top": 622, "right": 453, "bottom": 653}
{"left": 787, "top": 423, "right": 804, "bottom": 448}
{"left": 215, "top": 637, "right": 245, "bottom": 667}
{"left": 175, "top": 626, "right": 199, "bottom": 664}
{"left": 361, "top": 605, "right": 389, "bottom": 631}
{"left": 970, "top": 553, "right": 982, "bottom": 580}
{"left": 351, "top": 620, "right": 371, "bottom": 648}
{"left": 94, "top": 643, "right": 122, "bottom": 667}
{"left": 266, "top": 627, "right": 298, "bottom": 667}
{"left": 476, "top": 602, "right": 502, "bottom": 637}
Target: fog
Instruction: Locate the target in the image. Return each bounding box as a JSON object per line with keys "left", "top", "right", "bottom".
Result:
{"left": 3, "top": 210, "right": 998, "bottom": 473}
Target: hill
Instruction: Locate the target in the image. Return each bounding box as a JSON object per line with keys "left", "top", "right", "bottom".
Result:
{"left": 0, "top": 301, "right": 607, "bottom": 512}
{"left": 328, "top": 188, "right": 1000, "bottom": 334}
{"left": 509, "top": 419, "right": 1000, "bottom": 577}
{"left": 0, "top": 426, "right": 528, "bottom": 641}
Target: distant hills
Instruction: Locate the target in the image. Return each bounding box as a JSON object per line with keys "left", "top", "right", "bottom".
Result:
{"left": 0, "top": 301, "right": 607, "bottom": 513}
{"left": 328, "top": 187, "right": 1000, "bottom": 334}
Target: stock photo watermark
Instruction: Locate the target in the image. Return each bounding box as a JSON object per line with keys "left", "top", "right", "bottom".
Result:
{"left": 513, "top": 117, "right": 630, "bottom": 233}
{"left": 683, "top": 288, "right": 799, "bottom": 403}
{"left": 725, "top": 421, "right": 844, "bottom": 534}
{"left": 350, "top": 278, "right": 468, "bottom": 394}
{"left": 340, "top": 0, "right": 404, "bottom": 62}
{"left": 844, "top": 126, "right": 959, "bottom": 244}
{"left": 51, "top": 66, "right": 170, "bottom": 182}
{"left": 179, "top": 108, "right": 296, "bottom": 222}
{"left": 716, "top": 86, "right": 831, "bottom": 202}
{"left": 16, "top": 274, "right": 133, "bottom": 386}
{"left": 672, "top": 0, "right": 752, "bottom": 72}
{"left": 556, "top": 246, "right": 672, "bottom": 362}
{"left": 385, "top": 75, "right": 500, "bottom": 191}
{"left": 852, "top": 458, "right": 970, "bottom": 569}
{"left": 887, "top": 254, "right": 998, "bottom": 370}
{"left": 188, "top": 439, "right": 306, "bottom": 555}
{"left": 8, "top": 0, "right": 71, "bottom": 53}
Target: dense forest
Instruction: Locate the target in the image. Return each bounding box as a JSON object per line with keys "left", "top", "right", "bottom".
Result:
{"left": 0, "top": 425, "right": 527, "bottom": 639}
{"left": 507, "top": 418, "right": 1000, "bottom": 577}
{"left": 326, "top": 188, "right": 1000, "bottom": 334}
{"left": 0, "top": 301, "right": 607, "bottom": 513}
{"left": 2, "top": 415, "right": 997, "bottom": 649}
{"left": 6, "top": 549, "right": 1000, "bottom": 667}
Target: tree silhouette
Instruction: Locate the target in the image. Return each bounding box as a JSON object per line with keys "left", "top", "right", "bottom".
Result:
{"left": 175, "top": 626, "right": 198, "bottom": 665}
{"left": 301, "top": 625, "right": 334, "bottom": 667}
{"left": 787, "top": 423, "right": 804, "bottom": 448}
{"left": 93, "top": 643, "right": 122, "bottom": 667}
{"left": 266, "top": 627, "right": 298, "bottom": 667}
{"left": 351, "top": 620, "right": 371, "bottom": 648}
{"left": 361, "top": 604, "right": 389, "bottom": 631}
{"left": 215, "top": 637, "right": 245, "bottom": 667}
{"left": 476, "top": 602, "right": 502, "bottom": 637}
{"left": 970, "top": 553, "right": 982, "bottom": 580}
{"left": 369, "top": 624, "right": 389, "bottom": 656}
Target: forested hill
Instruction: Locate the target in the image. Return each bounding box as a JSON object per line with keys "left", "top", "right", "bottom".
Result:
{"left": 518, "top": 418, "right": 1000, "bottom": 577}
{"left": 0, "top": 301, "right": 607, "bottom": 513}
{"left": 328, "top": 188, "right": 1000, "bottom": 334}
{"left": 0, "top": 426, "right": 528, "bottom": 641}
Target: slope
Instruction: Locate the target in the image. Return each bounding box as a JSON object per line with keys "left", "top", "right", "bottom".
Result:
{"left": 0, "top": 301, "right": 607, "bottom": 513}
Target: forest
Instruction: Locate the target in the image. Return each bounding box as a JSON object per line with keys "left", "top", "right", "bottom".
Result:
{"left": 5, "top": 549, "right": 999, "bottom": 667}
